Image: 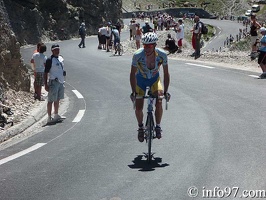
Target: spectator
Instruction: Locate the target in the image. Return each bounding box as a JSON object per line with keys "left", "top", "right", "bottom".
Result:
{"left": 175, "top": 19, "right": 184, "bottom": 53}
{"left": 258, "top": 27, "right": 266, "bottom": 79}
{"left": 163, "top": 33, "right": 178, "bottom": 54}
{"left": 44, "top": 44, "right": 66, "bottom": 124}
{"left": 115, "top": 20, "right": 122, "bottom": 36}
{"left": 97, "top": 25, "right": 103, "bottom": 49}
{"left": 142, "top": 21, "right": 153, "bottom": 34}
{"left": 135, "top": 23, "right": 142, "bottom": 49}
{"left": 78, "top": 22, "right": 86, "bottom": 48}
{"left": 153, "top": 16, "right": 158, "bottom": 32}
{"left": 250, "top": 14, "right": 261, "bottom": 59}
{"left": 31, "top": 44, "right": 47, "bottom": 101}
{"left": 131, "top": 20, "right": 137, "bottom": 40}
{"left": 105, "top": 22, "right": 112, "bottom": 52}
{"left": 129, "top": 20, "right": 134, "bottom": 40}
{"left": 98, "top": 24, "right": 107, "bottom": 50}
{"left": 111, "top": 26, "right": 120, "bottom": 54}
{"left": 191, "top": 15, "right": 202, "bottom": 59}
{"left": 30, "top": 42, "right": 44, "bottom": 98}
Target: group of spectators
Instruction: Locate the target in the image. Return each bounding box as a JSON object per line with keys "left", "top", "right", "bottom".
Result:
{"left": 129, "top": 12, "right": 185, "bottom": 53}
{"left": 30, "top": 42, "right": 66, "bottom": 124}
{"left": 132, "top": 15, "right": 206, "bottom": 58}
{"left": 97, "top": 21, "right": 122, "bottom": 53}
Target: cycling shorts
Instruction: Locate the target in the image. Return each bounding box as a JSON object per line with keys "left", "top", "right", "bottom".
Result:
{"left": 136, "top": 73, "right": 163, "bottom": 96}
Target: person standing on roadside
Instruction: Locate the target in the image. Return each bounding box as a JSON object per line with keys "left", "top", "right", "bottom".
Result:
{"left": 30, "top": 42, "right": 44, "bottom": 98}
{"left": 31, "top": 44, "right": 47, "bottom": 101}
{"left": 191, "top": 15, "right": 202, "bottom": 59}
{"left": 78, "top": 22, "right": 86, "bottom": 48}
{"left": 250, "top": 14, "right": 261, "bottom": 59}
{"left": 135, "top": 23, "right": 142, "bottom": 49}
{"left": 258, "top": 27, "right": 266, "bottom": 79}
{"left": 175, "top": 19, "right": 184, "bottom": 53}
{"left": 44, "top": 44, "right": 66, "bottom": 124}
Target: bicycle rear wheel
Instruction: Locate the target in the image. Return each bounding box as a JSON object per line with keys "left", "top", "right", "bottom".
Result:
{"left": 118, "top": 44, "right": 123, "bottom": 56}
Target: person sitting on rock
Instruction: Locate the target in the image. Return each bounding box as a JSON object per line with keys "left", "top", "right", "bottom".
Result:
{"left": 163, "top": 33, "right": 178, "bottom": 54}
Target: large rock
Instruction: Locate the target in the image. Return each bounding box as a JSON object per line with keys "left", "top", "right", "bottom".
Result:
{"left": 3, "top": 0, "right": 122, "bottom": 44}
{"left": 0, "top": 1, "right": 30, "bottom": 91}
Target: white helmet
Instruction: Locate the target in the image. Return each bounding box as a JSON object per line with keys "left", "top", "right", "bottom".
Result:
{"left": 141, "top": 32, "right": 158, "bottom": 44}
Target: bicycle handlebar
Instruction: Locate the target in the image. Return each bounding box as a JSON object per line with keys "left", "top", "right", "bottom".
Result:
{"left": 130, "top": 93, "right": 169, "bottom": 110}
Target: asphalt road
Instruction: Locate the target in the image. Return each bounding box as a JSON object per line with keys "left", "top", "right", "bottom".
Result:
{"left": 0, "top": 20, "right": 266, "bottom": 200}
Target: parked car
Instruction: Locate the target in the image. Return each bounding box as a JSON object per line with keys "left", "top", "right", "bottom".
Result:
{"left": 245, "top": 10, "right": 252, "bottom": 16}
{"left": 251, "top": 4, "right": 260, "bottom": 12}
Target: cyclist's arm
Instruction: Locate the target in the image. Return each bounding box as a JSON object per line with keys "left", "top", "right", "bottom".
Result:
{"left": 163, "top": 64, "right": 170, "bottom": 93}
{"left": 130, "top": 66, "right": 137, "bottom": 94}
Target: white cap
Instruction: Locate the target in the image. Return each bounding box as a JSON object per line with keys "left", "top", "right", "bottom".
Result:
{"left": 260, "top": 27, "right": 266, "bottom": 32}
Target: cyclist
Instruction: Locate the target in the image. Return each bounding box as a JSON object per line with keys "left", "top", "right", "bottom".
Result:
{"left": 111, "top": 26, "right": 120, "bottom": 54}
{"left": 130, "top": 32, "right": 170, "bottom": 142}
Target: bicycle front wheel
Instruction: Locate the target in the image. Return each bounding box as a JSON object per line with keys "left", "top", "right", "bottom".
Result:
{"left": 146, "top": 113, "right": 154, "bottom": 163}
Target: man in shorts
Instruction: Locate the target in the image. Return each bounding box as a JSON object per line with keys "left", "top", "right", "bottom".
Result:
{"left": 130, "top": 32, "right": 170, "bottom": 142}
{"left": 44, "top": 44, "right": 66, "bottom": 124}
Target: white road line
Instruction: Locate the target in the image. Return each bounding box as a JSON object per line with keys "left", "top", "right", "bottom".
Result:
{"left": 186, "top": 63, "right": 215, "bottom": 69}
{"left": 248, "top": 75, "right": 259, "bottom": 78}
{"left": 72, "top": 109, "right": 85, "bottom": 123}
{"left": 72, "top": 90, "right": 84, "bottom": 99}
{"left": 0, "top": 143, "right": 46, "bottom": 166}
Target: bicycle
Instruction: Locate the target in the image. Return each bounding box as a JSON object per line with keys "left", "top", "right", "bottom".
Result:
{"left": 132, "top": 87, "right": 169, "bottom": 163}
{"left": 112, "top": 42, "right": 124, "bottom": 56}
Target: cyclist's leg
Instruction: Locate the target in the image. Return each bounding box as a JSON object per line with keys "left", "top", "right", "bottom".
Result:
{"left": 151, "top": 76, "right": 163, "bottom": 138}
{"left": 151, "top": 76, "right": 163, "bottom": 124}
{"left": 135, "top": 77, "right": 146, "bottom": 126}
{"left": 135, "top": 76, "right": 146, "bottom": 142}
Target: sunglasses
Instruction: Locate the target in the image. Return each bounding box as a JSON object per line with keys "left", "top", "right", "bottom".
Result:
{"left": 144, "top": 44, "right": 155, "bottom": 48}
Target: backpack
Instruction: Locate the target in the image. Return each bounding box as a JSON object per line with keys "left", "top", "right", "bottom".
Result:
{"left": 78, "top": 27, "right": 82, "bottom": 35}
{"left": 198, "top": 21, "right": 208, "bottom": 34}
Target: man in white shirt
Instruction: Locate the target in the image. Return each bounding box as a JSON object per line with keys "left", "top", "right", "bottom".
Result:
{"left": 105, "top": 22, "right": 112, "bottom": 52}
{"left": 98, "top": 25, "right": 107, "bottom": 50}
{"left": 44, "top": 44, "right": 66, "bottom": 124}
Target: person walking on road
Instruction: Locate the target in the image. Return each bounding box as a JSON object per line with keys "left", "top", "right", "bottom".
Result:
{"left": 44, "top": 44, "right": 66, "bottom": 124}
{"left": 78, "top": 22, "right": 86, "bottom": 48}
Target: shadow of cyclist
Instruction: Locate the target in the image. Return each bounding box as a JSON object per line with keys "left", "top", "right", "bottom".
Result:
{"left": 128, "top": 155, "right": 169, "bottom": 172}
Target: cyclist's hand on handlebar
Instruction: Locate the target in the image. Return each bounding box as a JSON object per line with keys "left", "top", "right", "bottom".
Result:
{"left": 164, "top": 92, "right": 171, "bottom": 102}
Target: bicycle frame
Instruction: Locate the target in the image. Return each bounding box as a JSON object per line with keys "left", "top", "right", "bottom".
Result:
{"left": 144, "top": 92, "right": 155, "bottom": 163}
